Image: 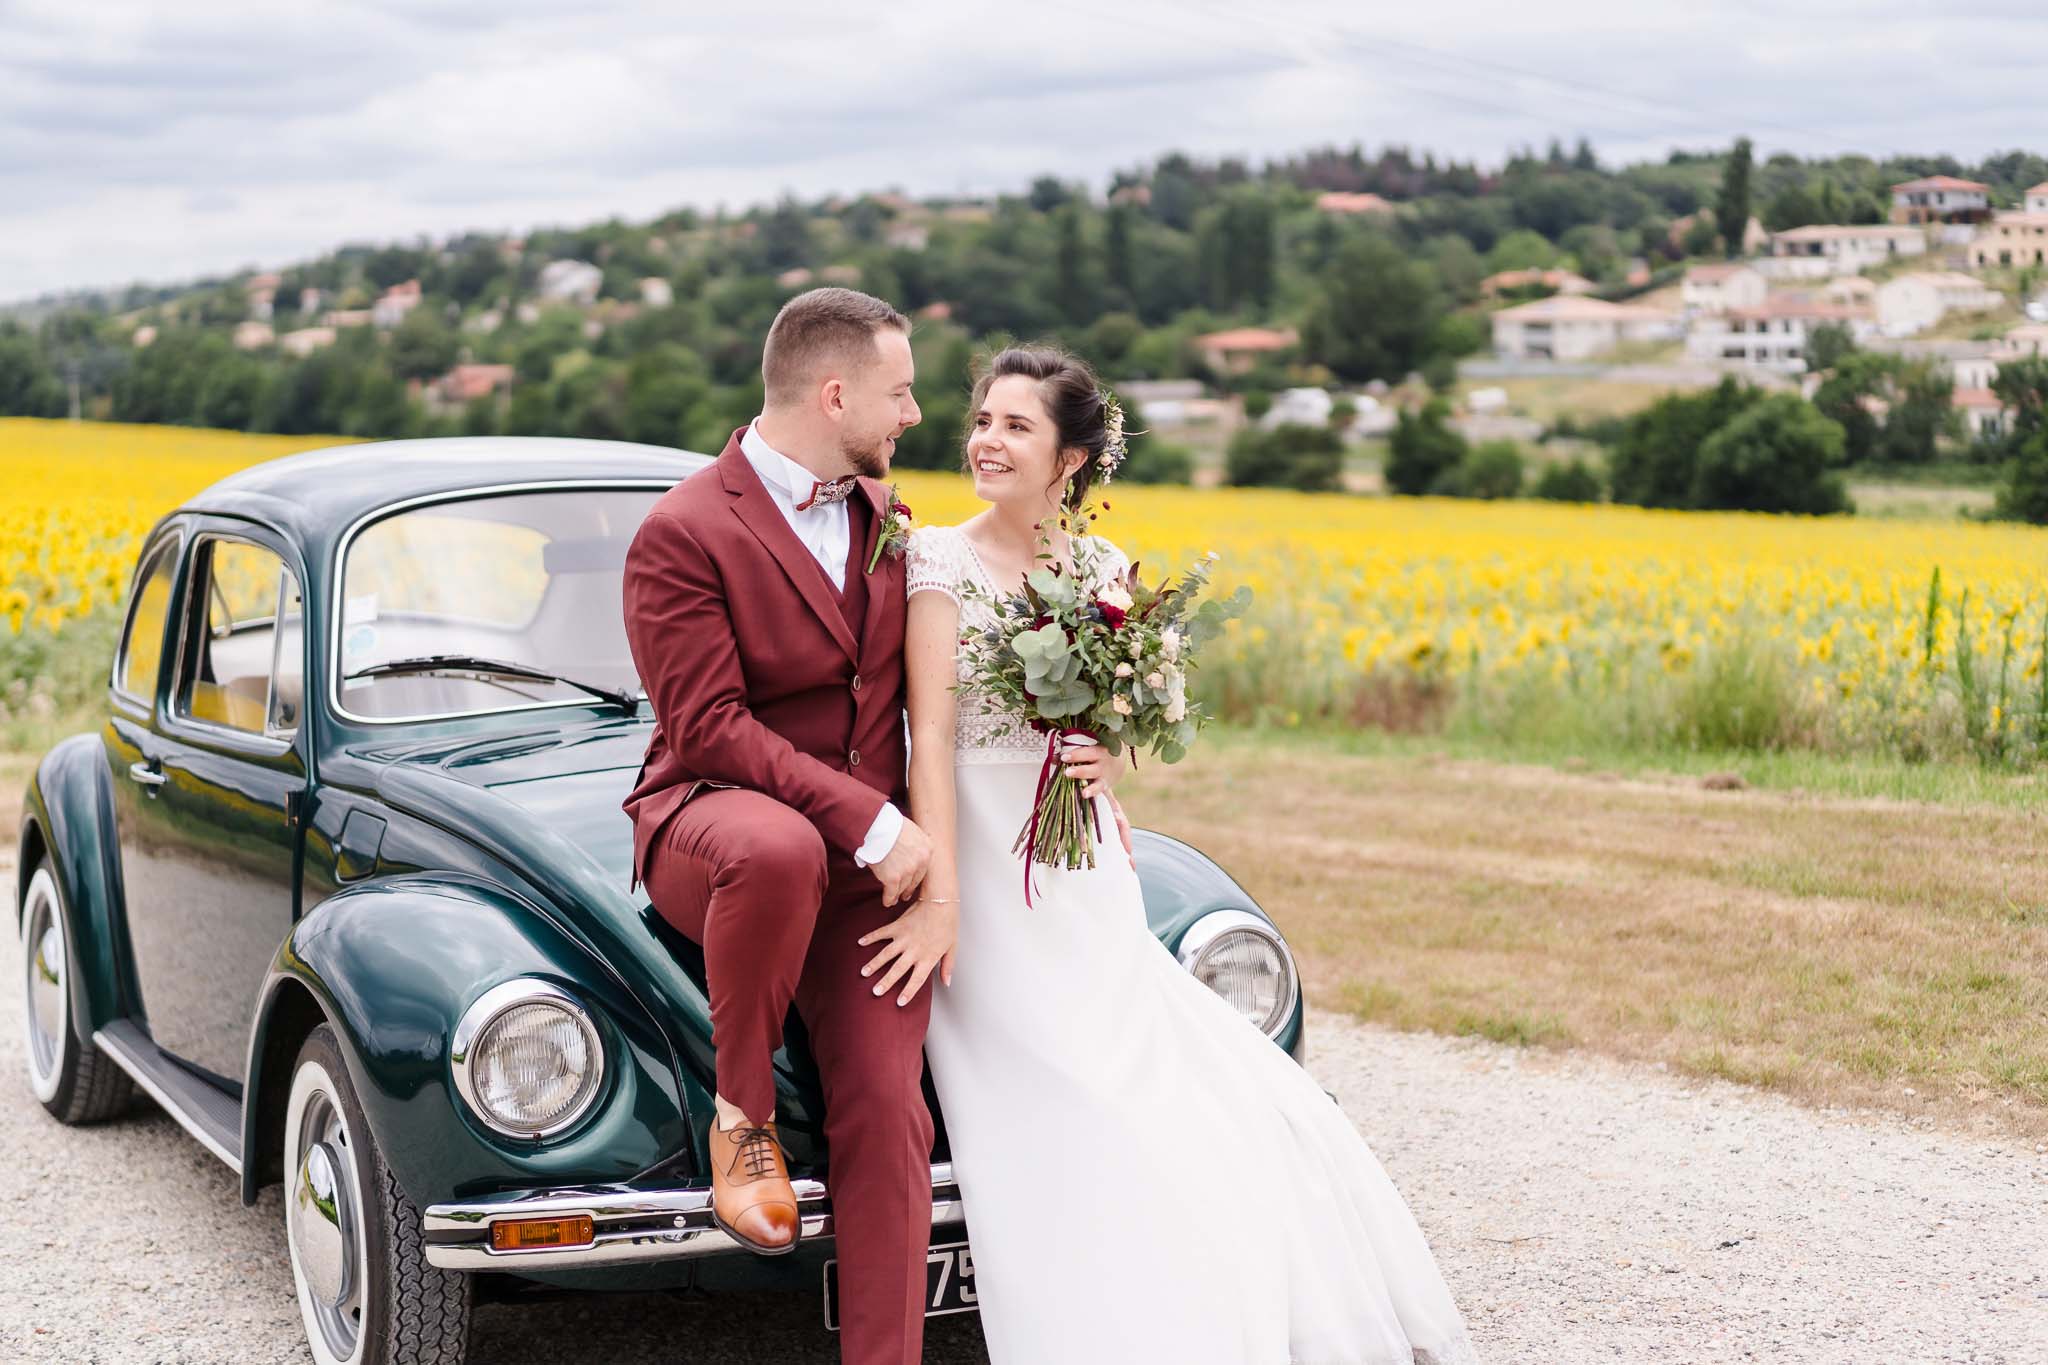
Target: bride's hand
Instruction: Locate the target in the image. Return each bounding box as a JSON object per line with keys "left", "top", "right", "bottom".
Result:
{"left": 1058, "top": 737, "right": 1127, "bottom": 800}
{"left": 858, "top": 896, "right": 959, "bottom": 1005}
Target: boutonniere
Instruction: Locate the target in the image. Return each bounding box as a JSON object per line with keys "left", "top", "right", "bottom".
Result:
{"left": 866, "top": 485, "right": 913, "bottom": 574}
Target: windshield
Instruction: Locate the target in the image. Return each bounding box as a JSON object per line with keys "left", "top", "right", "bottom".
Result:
{"left": 337, "top": 487, "right": 665, "bottom": 721}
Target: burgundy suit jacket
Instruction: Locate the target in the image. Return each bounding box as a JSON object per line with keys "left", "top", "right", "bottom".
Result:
{"left": 621, "top": 428, "right": 909, "bottom": 890}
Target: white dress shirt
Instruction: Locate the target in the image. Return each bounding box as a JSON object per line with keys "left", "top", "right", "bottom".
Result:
{"left": 739, "top": 419, "right": 904, "bottom": 867}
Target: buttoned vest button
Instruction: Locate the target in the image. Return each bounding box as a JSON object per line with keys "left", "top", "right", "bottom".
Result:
{"left": 851, "top": 674, "right": 863, "bottom": 693}
{"left": 849, "top": 748, "right": 861, "bottom": 767}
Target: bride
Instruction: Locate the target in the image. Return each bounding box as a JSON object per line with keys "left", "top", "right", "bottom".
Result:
{"left": 854, "top": 346, "right": 1479, "bottom": 1364}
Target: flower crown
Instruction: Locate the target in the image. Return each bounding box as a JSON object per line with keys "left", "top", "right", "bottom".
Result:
{"left": 1096, "top": 390, "right": 1128, "bottom": 482}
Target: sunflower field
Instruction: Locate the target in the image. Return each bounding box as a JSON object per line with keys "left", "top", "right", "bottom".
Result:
{"left": 9, "top": 417, "right": 2048, "bottom": 766}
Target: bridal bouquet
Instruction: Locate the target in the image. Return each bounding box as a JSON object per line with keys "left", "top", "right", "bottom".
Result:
{"left": 956, "top": 507, "right": 1248, "bottom": 897}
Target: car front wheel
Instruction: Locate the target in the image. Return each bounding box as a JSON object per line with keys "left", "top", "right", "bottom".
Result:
{"left": 20, "top": 861, "right": 132, "bottom": 1123}
{"left": 284, "top": 1024, "right": 472, "bottom": 1365}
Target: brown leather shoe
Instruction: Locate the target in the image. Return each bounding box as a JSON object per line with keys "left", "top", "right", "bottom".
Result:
{"left": 707, "top": 1119, "right": 800, "bottom": 1255}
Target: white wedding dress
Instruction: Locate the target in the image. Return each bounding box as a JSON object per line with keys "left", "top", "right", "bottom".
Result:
{"left": 907, "top": 525, "right": 1479, "bottom": 1365}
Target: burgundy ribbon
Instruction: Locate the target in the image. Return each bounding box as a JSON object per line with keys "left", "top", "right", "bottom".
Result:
{"left": 1023, "top": 726, "right": 1100, "bottom": 908}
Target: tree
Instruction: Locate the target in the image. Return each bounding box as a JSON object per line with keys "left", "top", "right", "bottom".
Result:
{"left": 1225, "top": 423, "right": 1345, "bottom": 492}
{"left": 1484, "top": 229, "right": 1558, "bottom": 273}
{"left": 1104, "top": 204, "right": 1136, "bottom": 304}
{"left": 1607, "top": 378, "right": 1764, "bottom": 508}
{"left": 1876, "top": 359, "right": 1958, "bottom": 465}
{"left": 1994, "top": 429, "right": 2048, "bottom": 524}
{"left": 1715, "top": 138, "right": 1754, "bottom": 259}
{"left": 1763, "top": 181, "right": 1823, "bottom": 232}
{"left": 1443, "top": 440, "right": 1525, "bottom": 499}
{"left": 1383, "top": 398, "right": 1467, "bottom": 495}
{"left": 1532, "top": 458, "right": 1604, "bottom": 502}
{"left": 1054, "top": 205, "right": 1090, "bottom": 326}
{"left": 1692, "top": 394, "right": 1849, "bottom": 513}
{"left": 1810, "top": 349, "right": 1894, "bottom": 465}
{"left": 388, "top": 305, "right": 459, "bottom": 382}
{"left": 1993, "top": 355, "right": 2048, "bottom": 446}
{"left": 1802, "top": 321, "right": 1859, "bottom": 374}
{"left": 0, "top": 329, "right": 65, "bottom": 416}
{"left": 1299, "top": 234, "right": 1445, "bottom": 383}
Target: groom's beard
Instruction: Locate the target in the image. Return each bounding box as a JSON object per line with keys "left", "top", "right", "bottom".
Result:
{"left": 841, "top": 429, "right": 892, "bottom": 480}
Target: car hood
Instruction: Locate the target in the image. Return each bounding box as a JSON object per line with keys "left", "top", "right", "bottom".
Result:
{"left": 369, "top": 717, "right": 844, "bottom": 1167}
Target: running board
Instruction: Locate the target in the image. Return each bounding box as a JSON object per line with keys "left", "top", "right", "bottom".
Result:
{"left": 94, "top": 1020, "right": 244, "bottom": 1175}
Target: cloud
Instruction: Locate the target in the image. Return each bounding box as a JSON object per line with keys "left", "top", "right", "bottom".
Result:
{"left": 0, "top": 0, "right": 2039, "bottom": 301}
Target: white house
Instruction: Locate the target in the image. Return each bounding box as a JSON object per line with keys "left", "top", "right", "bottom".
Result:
{"left": 232, "top": 320, "right": 274, "bottom": 350}
{"left": 1680, "top": 263, "right": 1767, "bottom": 314}
{"left": 2027, "top": 183, "right": 2048, "bottom": 215}
{"left": 279, "top": 327, "right": 336, "bottom": 358}
{"left": 638, "top": 277, "right": 674, "bottom": 308}
{"left": 1869, "top": 339, "right": 2000, "bottom": 390}
{"left": 1891, "top": 176, "right": 1992, "bottom": 225}
{"left": 537, "top": 259, "right": 603, "bottom": 304}
{"left": 1261, "top": 387, "right": 1335, "bottom": 429}
{"left": 1968, "top": 212, "right": 2048, "bottom": 269}
{"left": 1874, "top": 271, "right": 2004, "bottom": 337}
{"left": 1686, "top": 296, "right": 1875, "bottom": 371}
{"left": 1821, "top": 276, "right": 1876, "bottom": 309}
{"left": 1954, "top": 388, "right": 2010, "bottom": 442}
{"left": 1758, "top": 224, "right": 1926, "bottom": 279}
{"left": 1489, "top": 296, "right": 1678, "bottom": 361}
{"left": 372, "top": 279, "right": 421, "bottom": 329}
{"left": 1994, "top": 323, "right": 2048, "bottom": 361}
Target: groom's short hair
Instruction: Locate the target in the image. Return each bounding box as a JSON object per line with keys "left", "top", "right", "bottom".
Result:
{"left": 762, "top": 287, "right": 911, "bottom": 408}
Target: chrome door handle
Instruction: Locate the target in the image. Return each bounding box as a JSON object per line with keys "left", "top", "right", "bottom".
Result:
{"left": 127, "top": 761, "right": 166, "bottom": 788}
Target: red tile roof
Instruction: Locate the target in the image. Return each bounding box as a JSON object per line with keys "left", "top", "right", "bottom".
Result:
{"left": 1196, "top": 327, "right": 1298, "bottom": 351}
{"left": 1891, "top": 176, "right": 1990, "bottom": 193}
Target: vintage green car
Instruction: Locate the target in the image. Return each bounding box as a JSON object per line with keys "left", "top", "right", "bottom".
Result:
{"left": 16, "top": 437, "right": 1305, "bottom": 1364}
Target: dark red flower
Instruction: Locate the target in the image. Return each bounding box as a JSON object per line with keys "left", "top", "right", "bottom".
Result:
{"left": 1097, "top": 600, "right": 1127, "bottom": 630}
{"left": 892, "top": 500, "right": 913, "bottom": 517}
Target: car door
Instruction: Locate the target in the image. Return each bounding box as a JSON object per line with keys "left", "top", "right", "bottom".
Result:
{"left": 113, "top": 524, "right": 309, "bottom": 1087}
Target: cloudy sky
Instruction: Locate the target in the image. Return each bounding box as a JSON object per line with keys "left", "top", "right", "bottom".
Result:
{"left": 3, "top": 0, "right": 2042, "bottom": 303}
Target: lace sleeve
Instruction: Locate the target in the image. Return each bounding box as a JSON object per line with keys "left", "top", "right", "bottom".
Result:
{"left": 905, "top": 525, "right": 965, "bottom": 607}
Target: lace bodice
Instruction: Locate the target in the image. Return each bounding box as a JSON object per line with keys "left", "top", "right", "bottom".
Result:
{"left": 905, "top": 523, "right": 1131, "bottom": 762}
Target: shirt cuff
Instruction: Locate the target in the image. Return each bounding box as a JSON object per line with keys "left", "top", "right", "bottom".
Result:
{"left": 853, "top": 802, "right": 905, "bottom": 868}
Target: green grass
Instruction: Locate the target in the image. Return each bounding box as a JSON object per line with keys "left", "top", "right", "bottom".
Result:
{"left": 1207, "top": 720, "right": 2048, "bottom": 810}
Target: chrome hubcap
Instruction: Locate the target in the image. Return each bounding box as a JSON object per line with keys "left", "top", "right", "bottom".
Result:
{"left": 22, "top": 876, "right": 66, "bottom": 1093}
{"left": 292, "top": 1141, "right": 349, "bottom": 1307}
{"left": 289, "top": 1089, "right": 362, "bottom": 1358}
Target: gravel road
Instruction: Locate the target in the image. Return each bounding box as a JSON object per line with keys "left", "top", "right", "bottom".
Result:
{"left": 7, "top": 842, "right": 2047, "bottom": 1363}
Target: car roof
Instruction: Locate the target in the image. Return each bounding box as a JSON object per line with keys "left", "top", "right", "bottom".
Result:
{"left": 183, "top": 436, "right": 714, "bottom": 553}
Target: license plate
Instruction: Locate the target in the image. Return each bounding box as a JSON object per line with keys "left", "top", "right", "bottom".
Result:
{"left": 823, "top": 1240, "right": 977, "bottom": 1331}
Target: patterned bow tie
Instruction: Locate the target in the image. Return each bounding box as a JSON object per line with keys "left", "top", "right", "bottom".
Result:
{"left": 795, "top": 476, "right": 857, "bottom": 511}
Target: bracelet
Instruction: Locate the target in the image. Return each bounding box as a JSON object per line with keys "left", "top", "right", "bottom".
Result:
{"left": 919, "top": 897, "right": 960, "bottom": 905}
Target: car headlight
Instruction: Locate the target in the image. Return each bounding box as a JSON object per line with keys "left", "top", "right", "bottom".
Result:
{"left": 450, "top": 980, "right": 605, "bottom": 1139}
{"left": 1177, "top": 910, "right": 1299, "bottom": 1038}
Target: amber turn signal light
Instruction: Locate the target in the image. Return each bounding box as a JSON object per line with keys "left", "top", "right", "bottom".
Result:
{"left": 489, "top": 1215, "right": 595, "bottom": 1252}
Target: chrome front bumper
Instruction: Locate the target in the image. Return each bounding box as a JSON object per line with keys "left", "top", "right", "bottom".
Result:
{"left": 422, "top": 1161, "right": 964, "bottom": 1271}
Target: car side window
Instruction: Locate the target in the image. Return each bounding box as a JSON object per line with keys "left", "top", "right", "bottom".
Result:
{"left": 174, "top": 537, "right": 302, "bottom": 741}
{"left": 114, "top": 539, "right": 178, "bottom": 703}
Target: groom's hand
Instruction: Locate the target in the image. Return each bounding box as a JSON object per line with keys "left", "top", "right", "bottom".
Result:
{"left": 869, "top": 816, "right": 932, "bottom": 907}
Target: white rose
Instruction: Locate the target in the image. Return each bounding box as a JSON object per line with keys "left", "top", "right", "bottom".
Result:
{"left": 1164, "top": 694, "right": 1187, "bottom": 723}
{"left": 1145, "top": 671, "right": 1166, "bottom": 689}
{"left": 1115, "top": 662, "right": 1134, "bottom": 678}
{"left": 1127, "top": 635, "right": 1144, "bottom": 659}
{"left": 1160, "top": 628, "right": 1181, "bottom": 662}
{"left": 1112, "top": 693, "right": 1133, "bottom": 716}
{"left": 1099, "top": 583, "right": 1133, "bottom": 612}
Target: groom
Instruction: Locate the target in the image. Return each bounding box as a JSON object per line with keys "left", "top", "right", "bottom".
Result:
{"left": 621, "top": 287, "right": 935, "bottom": 1364}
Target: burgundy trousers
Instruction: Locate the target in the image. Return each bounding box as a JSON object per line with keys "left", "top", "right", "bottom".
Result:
{"left": 643, "top": 787, "right": 934, "bottom": 1365}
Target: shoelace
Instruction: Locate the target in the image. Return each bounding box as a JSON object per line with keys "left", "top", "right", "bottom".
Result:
{"left": 724, "top": 1125, "right": 780, "bottom": 1179}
